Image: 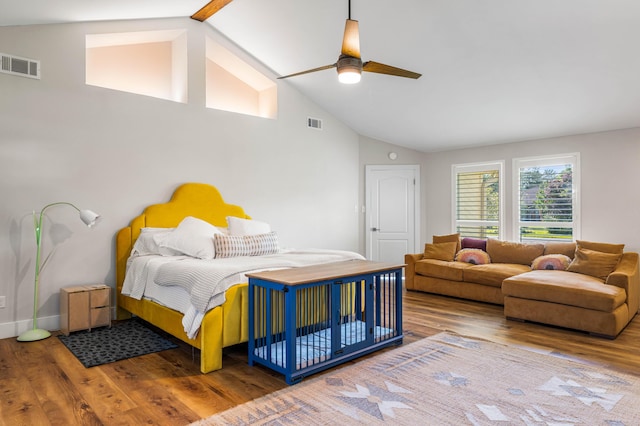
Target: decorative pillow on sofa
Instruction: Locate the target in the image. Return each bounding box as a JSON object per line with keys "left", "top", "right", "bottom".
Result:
{"left": 576, "top": 240, "right": 625, "bottom": 255}
{"left": 455, "top": 248, "right": 491, "bottom": 265}
{"left": 214, "top": 232, "right": 280, "bottom": 258}
{"left": 531, "top": 254, "right": 572, "bottom": 271}
{"left": 424, "top": 242, "right": 458, "bottom": 262}
{"left": 566, "top": 248, "right": 622, "bottom": 280}
{"left": 433, "top": 233, "right": 461, "bottom": 253}
{"left": 461, "top": 237, "right": 487, "bottom": 252}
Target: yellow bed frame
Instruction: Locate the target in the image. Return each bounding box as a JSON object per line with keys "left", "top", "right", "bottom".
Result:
{"left": 115, "top": 183, "right": 252, "bottom": 373}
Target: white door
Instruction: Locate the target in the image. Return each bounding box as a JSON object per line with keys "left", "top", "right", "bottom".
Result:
{"left": 365, "top": 165, "right": 420, "bottom": 264}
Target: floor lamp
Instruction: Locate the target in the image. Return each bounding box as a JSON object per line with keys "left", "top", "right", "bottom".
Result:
{"left": 17, "top": 202, "right": 101, "bottom": 342}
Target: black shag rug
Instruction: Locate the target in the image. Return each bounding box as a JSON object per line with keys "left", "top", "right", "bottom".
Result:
{"left": 58, "top": 318, "right": 178, "bottom": 368}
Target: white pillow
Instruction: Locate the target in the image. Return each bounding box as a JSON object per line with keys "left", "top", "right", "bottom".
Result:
{"left": 227, "top": 216, "right": 271, "bottom": 236}
{"left": 157, "top": 216, "right": 222, "bottom": 259}
{"left": 131, "top": 227, "right": 174, "bottom": 256}
{"left": 214, "top": 232, "right": 280, "bottom": 258}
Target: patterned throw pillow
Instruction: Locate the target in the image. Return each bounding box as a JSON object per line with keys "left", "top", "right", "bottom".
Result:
{"left": 214, "top": 232, "right": 280, "bottom": 258}
{"left": 455, "top": 248, "right": 491, "bottom": 265}
{"left": 531, "top": 254, "right": 572, "bottom": 271}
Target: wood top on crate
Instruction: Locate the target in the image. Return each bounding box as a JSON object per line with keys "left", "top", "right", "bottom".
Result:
{"left": 246, "top": 259, "right": 405, "bottom": 286}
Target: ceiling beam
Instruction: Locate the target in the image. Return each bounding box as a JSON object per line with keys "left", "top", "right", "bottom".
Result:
{"left": 191, "top": 0, "right": 233, "bottom": 22}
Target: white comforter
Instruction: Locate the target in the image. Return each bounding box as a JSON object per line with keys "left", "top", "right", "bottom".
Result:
{"left": 122, "top": 249, "right": 365, "bottom": 338}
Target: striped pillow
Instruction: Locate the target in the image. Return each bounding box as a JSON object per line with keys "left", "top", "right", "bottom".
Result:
{"left": 214, "top": 232, "right": 280, "bottom": 258}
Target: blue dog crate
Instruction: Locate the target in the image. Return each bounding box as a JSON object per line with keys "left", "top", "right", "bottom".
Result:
{"left": 247, "top": 260, "right": 403, "bottom": 384}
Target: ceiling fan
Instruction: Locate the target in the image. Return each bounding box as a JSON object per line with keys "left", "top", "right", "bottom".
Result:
{"left": 278, "top": 0, "right": 421, "bottom": 84}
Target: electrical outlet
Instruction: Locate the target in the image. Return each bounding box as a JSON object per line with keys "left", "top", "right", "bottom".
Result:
{"left": 0, "top": 296, "right": 5, "bottom": 308}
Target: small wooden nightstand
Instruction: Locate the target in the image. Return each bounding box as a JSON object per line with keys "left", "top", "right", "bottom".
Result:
{"left": 60, "top": 284, "right": 111, "bottom": 336}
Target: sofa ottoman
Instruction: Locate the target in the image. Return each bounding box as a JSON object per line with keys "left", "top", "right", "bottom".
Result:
{"left": 503, "top": 266, "right": 634, "bottom": 338}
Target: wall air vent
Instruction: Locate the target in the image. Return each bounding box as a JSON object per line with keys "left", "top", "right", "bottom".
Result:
{"left": 0, "top": 53, "right": 40, "bottom": 79}
{"left": 307, "top": 117, "right": 323, "bottom": 130}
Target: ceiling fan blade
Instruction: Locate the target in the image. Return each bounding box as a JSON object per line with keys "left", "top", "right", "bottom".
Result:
{"left": 363, "top": 61, "right": 422, "bottom": 79}
{"left": 191, "top": 0, "right": 233, "bottom": 22}
{"left": 278, "top": 64, "right": 337, "bottom": 80}
{"left": 341, "top": 19, "right": 361, "bottom": 59}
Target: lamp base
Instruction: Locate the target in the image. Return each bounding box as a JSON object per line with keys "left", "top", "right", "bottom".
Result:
{"left": 17, "top": 328, "right": 51, "bottom": 342}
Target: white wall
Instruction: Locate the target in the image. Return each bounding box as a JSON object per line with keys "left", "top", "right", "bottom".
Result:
{"left": 0, "top": 18, "right": 360, "bottom": 337}
{"left": 423, "top": 128, "right": 640, "bottom": 252}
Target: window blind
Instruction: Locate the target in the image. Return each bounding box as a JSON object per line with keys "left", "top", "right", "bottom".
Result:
{"left": 455, "top": 167, "right": 501, "bottom": 238}
{"left": 516, "top": 155, "right": 578, "bottom": 242}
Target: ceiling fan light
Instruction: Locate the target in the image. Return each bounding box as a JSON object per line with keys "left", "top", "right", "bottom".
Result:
{"left": 337, "top": 54, "right": 363, "bottom": 84}
{"left": 338, "top": 68, "right": 361, "bottom": 84}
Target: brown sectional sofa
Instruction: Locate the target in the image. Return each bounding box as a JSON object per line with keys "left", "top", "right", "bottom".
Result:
{"left": 405, "top": 235, "right": 640, "bottom": 338}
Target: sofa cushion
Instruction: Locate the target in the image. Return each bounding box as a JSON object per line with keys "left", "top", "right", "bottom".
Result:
{"left": 577, "top": 240, "right": 624, "bottom": 255}
{"left": 531, "top": 254, "right": 571, "bottom": 271}
{"left": 433, "top": 233, "right": 461, "bottom": 253}
{"left": 415, "top": 259, "right": 473, "bottom": 282}
{"left": 543, "top": 241, "right": 576, "bottom": 259}
{"left": 423, "top": 242, "right": 458, "bottom": 261}
{"left": 502, "top": 270, "right": 626, "bottom": 312}
{"left": 455, "top": 248, "right": 491, "bottom": 265}
{"left": 463, "top": 263, "right": 532, "bottom": 288}
{"left": 566, "top": 248, "right": 622, "bottom": 280}
{"left": 486, "top": 239, "right": 544, "bottom": 265}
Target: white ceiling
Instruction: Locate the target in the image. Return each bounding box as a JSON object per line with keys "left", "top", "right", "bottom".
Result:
{"left": 3, "top": 0, "right": 640, "bottom": 152}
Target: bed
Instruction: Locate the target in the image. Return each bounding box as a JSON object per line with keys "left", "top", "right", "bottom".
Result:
{"left": 115, "top": 182, "right": 363, "bottom": 373}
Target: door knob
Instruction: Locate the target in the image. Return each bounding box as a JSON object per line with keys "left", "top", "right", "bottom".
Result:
{"left": 371, "top": 227, "right": 379, "bottom": 231}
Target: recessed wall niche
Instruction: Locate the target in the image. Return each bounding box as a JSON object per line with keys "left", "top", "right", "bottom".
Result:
{"left": 206, "top": 37, "right": 277, "bottom": 119}
{"left": 86, "top": 29, "right": 187, "bottom": 103}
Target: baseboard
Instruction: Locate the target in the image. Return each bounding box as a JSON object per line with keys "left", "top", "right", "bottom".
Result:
{"left": 0, "top": 307, "right": 117, "bottom": 339}
{"left": 0, "top": 314, "right": 59, "bottom": 340}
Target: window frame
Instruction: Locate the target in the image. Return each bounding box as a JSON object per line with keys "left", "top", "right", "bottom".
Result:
{"left": 512, "top": 153, "right": 581, "bottom": 242}
{"left": 451, "top": 161, "right": 505, "bottom": 240}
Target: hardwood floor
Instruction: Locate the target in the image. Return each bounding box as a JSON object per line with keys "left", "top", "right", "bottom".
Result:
{"left": 1, "top": 290, "right": 639, "bottom": 425}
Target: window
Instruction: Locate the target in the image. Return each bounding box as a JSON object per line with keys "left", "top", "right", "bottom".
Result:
{"left": 86, "top": 30, "right": 188, "bottom": 103}
{"left": 453, "top": 162, "right": 504, "bottom": 239}
{"left": 206, "top": 37, "right": 277, "bottom": 119}
{"left": 514, "top": 154, "right": 580, "bottom": 242}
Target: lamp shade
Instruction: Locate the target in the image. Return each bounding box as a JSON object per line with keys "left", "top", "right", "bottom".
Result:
{"left": 337, "top": 54, "right": 363, "bottom": 84}
{"left": 338, "top": 69, "right": 361, "bottom": 84}
{"left": 79, "top": 209, "right": 101, "bottom": 227}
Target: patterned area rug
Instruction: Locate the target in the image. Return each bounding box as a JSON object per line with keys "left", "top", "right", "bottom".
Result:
{"left": 194, "top": 332, "right": 640, "bottom": 425}
{"left": 58, "top": 319, "right": 177, "bottom": 368}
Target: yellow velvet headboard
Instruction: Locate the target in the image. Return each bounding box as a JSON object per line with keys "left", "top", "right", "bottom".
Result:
{"left": 116, "top": 183, "right": 250, "bottom": 292}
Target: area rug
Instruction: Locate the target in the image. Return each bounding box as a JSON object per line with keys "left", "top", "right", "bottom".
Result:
{"left": 193, "top": 332, "right": 640, "bottom": 425}
{"left": 58, "top": 318, "right": 177, "bottom": 368}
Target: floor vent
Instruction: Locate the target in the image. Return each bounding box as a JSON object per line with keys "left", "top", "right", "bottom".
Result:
{"left": 1, "top": 53, "right": 40, "bottom": 79}
{"left": 307, "top": 117, "right": 323, "bottom": 130}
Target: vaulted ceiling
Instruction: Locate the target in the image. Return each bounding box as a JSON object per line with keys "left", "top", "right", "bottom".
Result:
{"left": 2, "top": 0, "right": 640, "bottom": 152}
